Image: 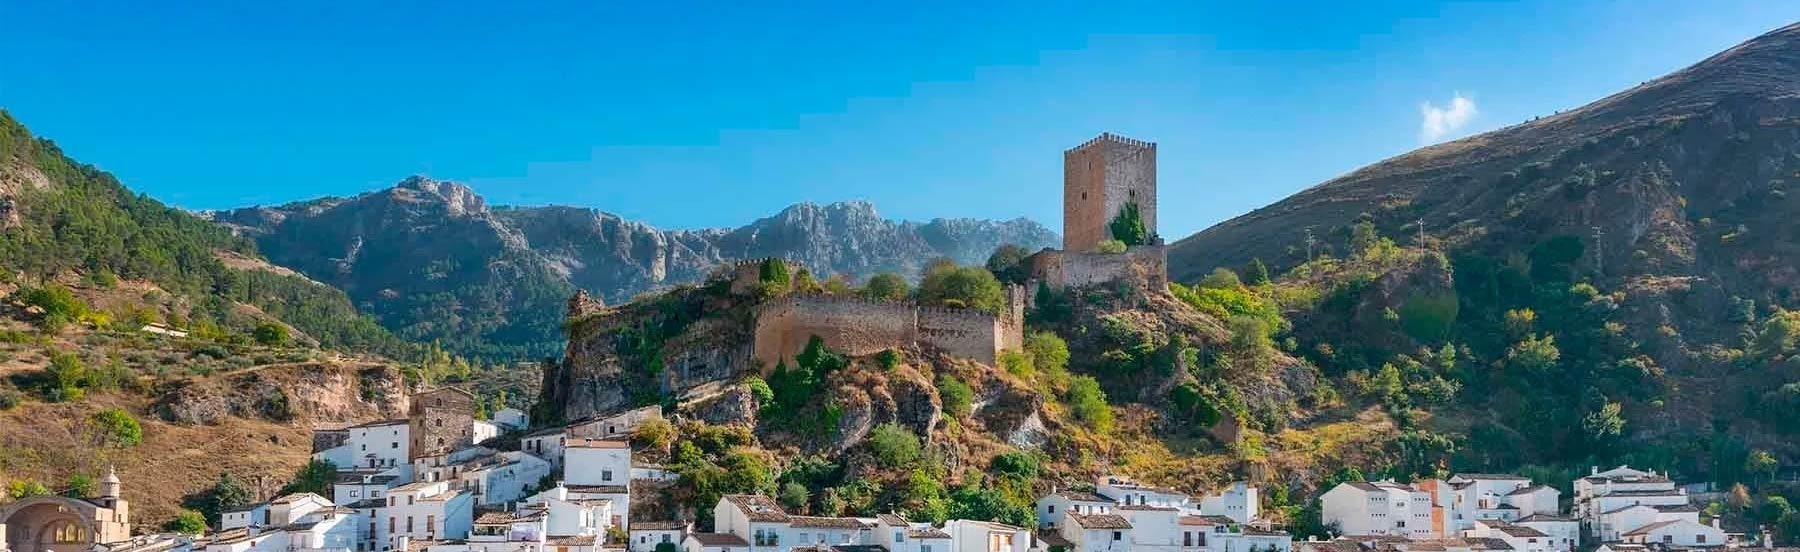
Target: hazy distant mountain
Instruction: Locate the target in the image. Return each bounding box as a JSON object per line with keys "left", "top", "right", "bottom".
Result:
{"left": 207, "top": 178, "right": 1057, "bottom": 358}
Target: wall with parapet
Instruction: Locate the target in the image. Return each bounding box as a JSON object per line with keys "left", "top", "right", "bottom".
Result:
{"left": 1030, "top": 244, "right": 1168, "bottom": 291}
{"left": 752, "top": 287, "right": 1026, "bottom": 368}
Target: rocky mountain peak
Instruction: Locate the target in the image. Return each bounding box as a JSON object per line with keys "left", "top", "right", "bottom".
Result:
{"left": 390, "top": 175, "right": 488, "bottom": 217}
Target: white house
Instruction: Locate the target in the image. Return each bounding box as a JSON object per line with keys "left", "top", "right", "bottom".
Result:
{"left": 873, "top": 514, "right": 939, "bottom": 552}
{"left": 567, "top": 406, "right": 663, "bottom": 440}
{"left": 527, "top": 484, "right": 618, "bottom": 538}
{"left": 333, "top": 474, "right": 399, "bottom": 506}
{"left": 467, "top": 508, "right": 548, "bottom": 552}
{"left": 1465, "top": 520, "right": 1559, "bottom": 552}
{"left": 454, "top": 451, "right": 553, "bottom": 506}
{"left": 1176, "top": 515, "right": 1291, "bottom": 552}
{"left": 685, "top": 533, "right": 751, "bottom": 552}
{"left": 1057, "top": 513, "right": 1133, "bottom": 552}
{"left": 1513, "top": 514, "right": 1579, "bottom": 551}
{"left": 1319, "top": 481, "right": 1436, "bottom": 538}
{"left": 630, "top": 521, "right": 690, "bottom": 552}
{"left": 943, "top": 519, "right": 1029, "bottom": 552}
{"left": 493, "top": 409, "right": 530, "bottom": 432}
{"left": 1036, "top": 491, "right": 1114, "bottom": 529}
{"left": 1619, "top": 519, "right": 1725, "bottom": 548}
{"left": 313, "top": 419, "right": 412, "bottom": 474}
{"left": 1196, "top": 482, "right": 1259, "bottom": 525}
{"left": 219, "top": 503, "right": 269, "bottom": 531}
{"left": 523, "top": 428, "right": 567, "bottom": 468}
{"left": 269, "top": 493, "right": 336, "bottom": 527}
{"left": 713, "top": 495, "right": 792, "bottom": 551}
{"left": 565, "top": 438, "right": 633, "bottom": 487}
{"left": 381, "top": 480, "right": 474, "bottom": 550}
{"left": 205, "top": 505, "right": 364, "bottom": 552}
{"left": 472, "top": 421, "right": 500, "bottom": 446}
{"left": 1096, "top": 476, "right": 1190, "bottom": 508}
{"left": 1575, "top": 466, "right": 1683, "bottom": 539}
{"left": 1116, "top": 505, "right": 1180, "bottom": 552}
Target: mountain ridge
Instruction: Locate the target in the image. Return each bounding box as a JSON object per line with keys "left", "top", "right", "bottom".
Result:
{"left": 206, "top": 178, "right": 1058, "bottom": 358}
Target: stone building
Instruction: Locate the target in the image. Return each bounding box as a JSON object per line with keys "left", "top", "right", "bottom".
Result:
{"left": 1031, "top": 132, "right": 1170, "bottom": 291}
{"left": 750, "top": 286, "right": 1026, "bottom": 368}
{"left": 1063, "top": 132, "right": 1157, "bottom": 252}
{"left": 409, "top": 387, "right": 477, "bottom": 459}
{"left": 1, "top": 467, "right": 132, "bottom": 552}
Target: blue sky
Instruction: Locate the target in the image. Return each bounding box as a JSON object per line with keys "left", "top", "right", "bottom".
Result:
{"left": 1, "top": 2, "right": 1795, "bottom": 239}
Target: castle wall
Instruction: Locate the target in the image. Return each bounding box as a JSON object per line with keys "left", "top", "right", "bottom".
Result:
{"left": 917, "top": 307, "right": 1005, "bottom": 365}
{"left": 1031, "top": 245, "right": 1168, "bottom": 291}
{"left": 753, "top": 296, "right": 919, "bottom": 369}
{"left": 752, "top": 290, "right": 1026, "bottom": 369}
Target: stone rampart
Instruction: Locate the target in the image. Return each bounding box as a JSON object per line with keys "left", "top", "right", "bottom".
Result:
{"left": 1030, "top": 244, "right": 1168, "bottom": 291}
{"left": 752, "top": 288, "right": 1026, "bottom": 368}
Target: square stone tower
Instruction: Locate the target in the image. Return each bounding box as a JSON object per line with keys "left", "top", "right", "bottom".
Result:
{"left": 1063, "top": 132, "right": 1157, "bottom": 252}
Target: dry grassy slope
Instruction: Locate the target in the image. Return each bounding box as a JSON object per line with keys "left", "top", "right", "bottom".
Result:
{"left": 0, "top": 393, "right": 314, "bottom": 531}
{"left": 1169, "top": 22, "right": 1800, "bottom": 284}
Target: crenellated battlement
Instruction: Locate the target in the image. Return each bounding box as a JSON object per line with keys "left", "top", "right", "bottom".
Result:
{"left": 1065, "top": 131, "right": 1157, "bottom": 154}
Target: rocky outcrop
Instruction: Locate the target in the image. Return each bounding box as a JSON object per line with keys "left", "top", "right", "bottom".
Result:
{"left": 155, "top": 363, "right": 408, "bottom": 425}
{"left": 207, "top": 179, "right": 1056, "bottom": 358}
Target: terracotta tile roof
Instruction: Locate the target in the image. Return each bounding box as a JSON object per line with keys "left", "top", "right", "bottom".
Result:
{"left": 908, "top": 529, "right": 951, "bottom": 539}
{"left": 1453, "top": 473, "right": 1531, "bottom": 481}
{"left": 1117, "top": 504, "right": 1177, "bottom": 511}
{"left": 1622, "top": 520, "right": 1682, "bottom": 537}
{"left": 568, "top": 437, "right": 631, "bottom": 448}
{"left": 1179, "top": 515, "right": 1236, "bottom": 526}
{"left": 1507, "top": 485, "right": 1551, "bottom": 496}
{"left": 1068, "top": 513, "right": 1133, "bottom": 529}
{"left": 723, "top": 494, "right": 791, "bottom": 522}
{"left": 347, "top": 418, "right": 410, "bottom": 429}
{"left": 689, "top": 533, "right": 750, "bottom": 546}
{"left": 547, "top": 535, "right": 600, "bottom": 546}
{"left": 1494, "top": 525, "right": 1548, "bottom": 538}
{"left": 1049, "top": 490, "right": 1112, "bottom": 502}
{"left": 1516, "top": 514, "right": 1574, "bottom": 523}
{"left": 270, "top": 492, "right": 327, "bottom": 504}
{"left": 566, "top": 484, "right": 630, "bottom": 494}
{"left": 1035, "top": 531, "right": 1073, "bottom": 548}
{"left": 876, "top": 514, "right": 909, "bottom": 526}
{"left": 789, "top": 516, "right": 869, "bottom": 529}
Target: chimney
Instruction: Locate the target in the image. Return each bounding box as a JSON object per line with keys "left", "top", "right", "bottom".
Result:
{"left": 1591, "top": 466, "right": 1599, "bottom": 476}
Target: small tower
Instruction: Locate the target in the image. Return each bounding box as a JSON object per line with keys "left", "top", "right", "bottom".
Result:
{"left": 100, "top": 465, "right": 122, "bottom": 502}
{"left": 1063, "top": 132, "right": 1158, "bottom": 252}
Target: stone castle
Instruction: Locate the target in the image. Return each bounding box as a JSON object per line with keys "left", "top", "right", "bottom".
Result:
{"left": 1028, "top": 132, "right": 1169, "bottom": 290}
{"left": 548, "top": 132, "right": 1168, "bottom": 419}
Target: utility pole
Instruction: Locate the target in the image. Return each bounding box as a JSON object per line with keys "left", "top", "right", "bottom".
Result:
{"left": 1304, "top": 227, "right": 1317, "bottom": 262}
{"left": 1416, "top": 218, "right": 1427, "bottom": 254}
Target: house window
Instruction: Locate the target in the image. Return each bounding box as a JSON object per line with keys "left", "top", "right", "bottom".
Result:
{"left": 408, "top": 496, "right": 415, "bottom": 505}
{"left": 923, "top": 546, "right": 933, "bottom": 552}
{"left": 1048, "top": 505, "right": 1056, "bottom": 514}
{"left": 351, "top": 491, "right": 360, "bottom": 497}
{"left": 896, "top": 531, "right": 905, "bottom": 542}
{"left": 427, "top": 515, "right": 436, "bottom": 536}
{"left": 407, "top": 517, "right": 414, "bottom": 533}
{"left": 662, "top": 535, "right": 672, "bottom": 543}
{"left": 1113, "top": 532, "right": 1122, "bottom": 541}
{"left": 1697, "top": 535, "right": 1706, "bottom": 544}
{"left": 603, "top": 470, "right": 614, "bottom": 482}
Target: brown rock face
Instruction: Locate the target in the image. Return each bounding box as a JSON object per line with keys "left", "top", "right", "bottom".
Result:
{"left": 155, "top": 363, "right": 408, "bottom": 425}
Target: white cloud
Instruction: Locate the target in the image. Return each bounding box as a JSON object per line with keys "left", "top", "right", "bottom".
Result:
{"left": 1419, "top": 92, "right": 1478, "bottom": 144}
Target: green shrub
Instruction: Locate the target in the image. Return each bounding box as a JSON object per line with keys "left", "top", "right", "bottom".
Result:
{"left": 45, "top": 351, "right": 87, "bottom": 402}
{"left": 1109, "top": 202, "right": 1150, "bottom": 246}
{"left": 1065, "top": 376, "right": 1113, "bottom": 432}
{"left": 252, "top": 322, "right": 290, "bottom": 347}
{"left": 90, "top": 408, "right": 143, "bottom": 447}
{"left": 918, "top": 262, "right": 1007, "bottom": 314}
{"left": 998, "top": 350, "right": 1034, "bottom": 377}
{"left": 1095, "top": 240, "right": 1128, "bottom": 253}
{"left": 867, "top": 423, "right": 922, "bottom": 468}
{"left": 937, "top": 375, "right": 974, "bottom": 418}
{"left": 163, "top": 510, "right": 207, "bottom": 535}
{"left": 863, "top": 273, "right": 910, "bottom": 301}
{"left": 876, "top": 349, "right": 903, "bottom": 370}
